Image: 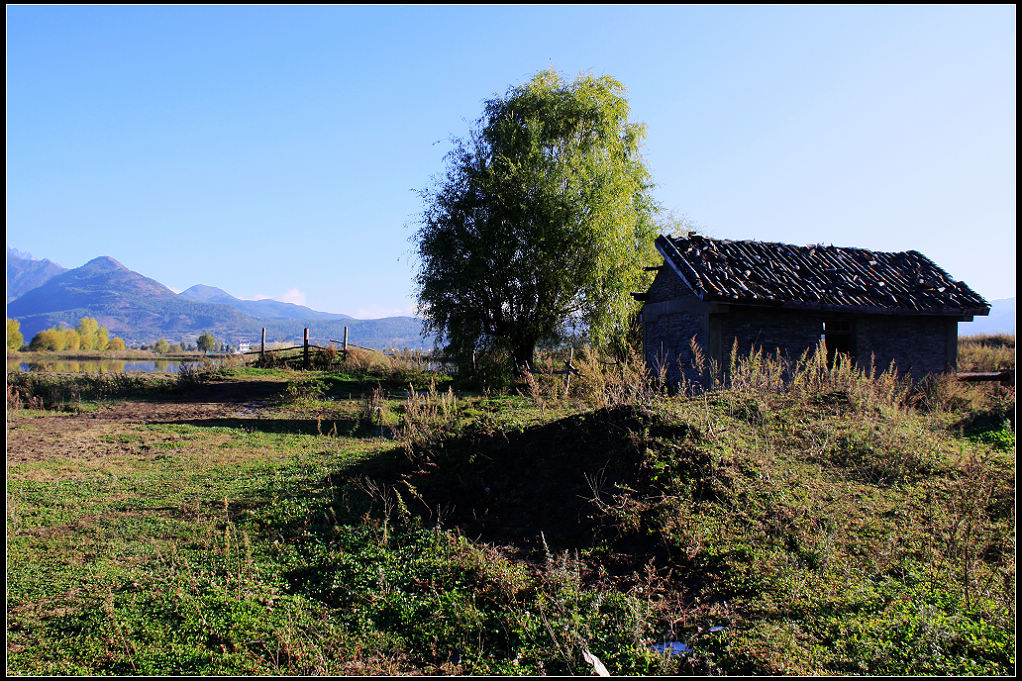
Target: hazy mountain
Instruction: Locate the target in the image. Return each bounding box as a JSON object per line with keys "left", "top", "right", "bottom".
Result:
{"left": 179, "top": 284, "right": 352, "bottom": 322}
{"left": 6, "top": 246, "right": 67, "bottom": 302}
{"left": 7, "top": 254, "right": 430, "bottom": 349}
{"left": 7, "top": 256, "right": 260, "bottom": 343}
{"left": 960, "top": 298, "right": 1015, "bottom": 337}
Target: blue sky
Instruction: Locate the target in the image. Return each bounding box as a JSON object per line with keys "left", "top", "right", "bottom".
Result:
{"left": 7, "top": 5, "right": 1016, "bottom": 317}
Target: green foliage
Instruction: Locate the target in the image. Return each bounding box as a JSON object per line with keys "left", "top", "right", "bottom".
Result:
{"left": 8, "top": 317, "right": 25, "bottom": 350}
{"left": 7, "top": 370, "right": 175, "bottom": 409}
{"left": 965, "top": 417, "right": 1015, "bottom": 451}
{"left": 76, "top": 316, "right": 109, "bottom": 351}
{"left": 27, "top": 317, "right": 116, "bottom": 352}
{"left": 416, "top": 69, "right": 659, "bottom": 370}
{"left": 276, "top": 377, "right": 330, "bottom": 410}
{"left": 153, "top": 339, "right": 171, "bottom": 354}
{"left": 197, "top": 331, "right": 217, "bottom": 353}
{"left": 176, "top": 358, "right": 235, "bottom": 387}
{"left": 30, "top": 327, "right": 78, "bottom": 351}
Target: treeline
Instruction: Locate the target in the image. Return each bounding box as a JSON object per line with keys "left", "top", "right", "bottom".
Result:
{"left": 7, "top": 317, "right": 127, "bottom": 352}
{"left": 7, "top": 317, "right": 210, "bottom": 355}
{"left": 150, "top": 339, "right": 188, "bottom": 354}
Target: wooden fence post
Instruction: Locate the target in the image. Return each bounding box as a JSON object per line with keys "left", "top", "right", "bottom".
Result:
{"left": 261, "top": 328, "right": 266, "bottom": 363}
{"left": 343, "top": 326, "right": 348, "bottom": 362}
{"left": 563, "top": 347, "right": 574, "bottom": 397}
{"left": 303, "top": 328, "right": 310, "bottom": 371}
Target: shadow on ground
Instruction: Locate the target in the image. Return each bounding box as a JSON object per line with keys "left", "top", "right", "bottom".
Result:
{"left": 156, "top": 416, "right": 363, "bottom": 436}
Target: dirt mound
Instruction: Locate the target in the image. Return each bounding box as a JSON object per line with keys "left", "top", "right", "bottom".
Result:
{"left": 400, "top": 405, "right": 710, "bottom": 550}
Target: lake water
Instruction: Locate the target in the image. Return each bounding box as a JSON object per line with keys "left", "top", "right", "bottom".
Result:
{"left": 9, "top": 359, "right": 188, "bottom": 374}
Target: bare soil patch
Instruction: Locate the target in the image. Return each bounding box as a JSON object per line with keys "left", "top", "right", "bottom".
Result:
{"left": 7, "top": 381, "right": 284, "bottom": 464}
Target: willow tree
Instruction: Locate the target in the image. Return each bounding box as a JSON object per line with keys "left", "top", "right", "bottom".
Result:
{"left": 415, "top": 70, "right": 659, "bottom": 370}
{"left": 7, "top": 318, "right": 24, "bottom": 351}
{"left": 76, "top": 317, "right": 109, "bottom": 351}
{"left": 197, "top": 331, "right": 217, "bottom": 354}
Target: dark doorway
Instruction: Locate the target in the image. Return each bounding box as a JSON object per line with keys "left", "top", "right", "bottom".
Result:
{"left": 822, "top": 318, "right": 854, "bottom": 367}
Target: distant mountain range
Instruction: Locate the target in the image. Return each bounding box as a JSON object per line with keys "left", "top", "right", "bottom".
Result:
{"left": 6, "top": 247, "right": 430, "bottom": 350}
{"left": 7, "top": 248, "right": 67, "bottom": 302}
{"left": 178, "top": 284, "right": 353, "bottom": 322}
{"left": 5, "top": 246, "right": 1013, "bottom": 350}
{"left": 960, "top": 297, "right": 1015, "bottom": 337}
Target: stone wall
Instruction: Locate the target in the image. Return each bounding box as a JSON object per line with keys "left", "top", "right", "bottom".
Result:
{"left": 718, "top": 307, "right": 824, "bottom": 371}
{"left": 641, "top": 269, "right": 961, "bottom": 387}
{"left": 640, "top": 268, "right": 708, "bottom": 386}
{"left": 854, "top": 315, "right": 957, "bottom": 377}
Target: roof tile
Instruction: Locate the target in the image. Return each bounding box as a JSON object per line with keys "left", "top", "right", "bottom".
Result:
{"left": 655, "top": 235, "right": 990, "bottom": 315}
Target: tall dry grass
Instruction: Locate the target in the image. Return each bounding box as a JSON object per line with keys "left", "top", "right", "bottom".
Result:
{"left": 517, "top": 339, "right": 1011, "bottom": 430}
{"left": 395, "top": 378, "right": 458, "bottom": 458}
{"left": 958, "top": 334, "right": 1015, "bottom": 372}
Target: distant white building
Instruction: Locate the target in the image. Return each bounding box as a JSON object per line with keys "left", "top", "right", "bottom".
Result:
{"left": 238, "top": 343, "right": 252, "bottom": 354}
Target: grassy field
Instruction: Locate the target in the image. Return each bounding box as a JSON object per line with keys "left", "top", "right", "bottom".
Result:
{"left": 6, "top": 347, "right": 1015, "bottom": 675}
{"left": 958, "top": 333, "right": 1016, "bottom": 372}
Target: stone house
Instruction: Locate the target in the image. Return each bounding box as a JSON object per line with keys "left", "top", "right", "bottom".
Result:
{"left": 639, "top": 235, "right": 990, "bottom": 386}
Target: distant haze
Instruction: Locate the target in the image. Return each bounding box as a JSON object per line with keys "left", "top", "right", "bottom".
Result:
{"left": 960, "top": 298, "right": 1015, "bottom": 337}
{"left": 6, "top": 247, "right": 431, "bottom": 349}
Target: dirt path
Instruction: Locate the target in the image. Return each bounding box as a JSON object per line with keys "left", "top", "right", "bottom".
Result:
{"left": 7, "top": 380, "right": 284, "bottom": 464}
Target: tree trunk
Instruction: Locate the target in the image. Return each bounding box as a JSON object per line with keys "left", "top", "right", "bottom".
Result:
{"left": 513, "top": 339, "right": 536, "bottom": 372}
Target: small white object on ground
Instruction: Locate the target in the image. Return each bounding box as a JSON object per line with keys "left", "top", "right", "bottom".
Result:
{"left": 582, "top": 648, "right": 611, "bottom": 676}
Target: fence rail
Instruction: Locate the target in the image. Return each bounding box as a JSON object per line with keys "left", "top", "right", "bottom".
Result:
{"left": 956, "top": 370, "right": 1014, "bottom": 386}
{"left": 238, "top": 326, "right": 423, "bottom": 370}
{"left": 241, "top": 327, "right": 349, "bottom": 370}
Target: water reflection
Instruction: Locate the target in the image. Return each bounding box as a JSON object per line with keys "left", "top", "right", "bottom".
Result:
{"left": 13, "top": 359, "right": 186, "bottom": 374}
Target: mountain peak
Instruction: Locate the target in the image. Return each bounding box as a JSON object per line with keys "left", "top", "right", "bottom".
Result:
{"left": 8, "top": 245, "right": 38, "bottom": 261}
{"left": 180, "top": 284, "right": 237, "bottom": 303}
{"left": 81, "top": 255, "right": 128, "bottom": 271}
{"left": 6, "top": 248, "right": 68, "bottom": 302}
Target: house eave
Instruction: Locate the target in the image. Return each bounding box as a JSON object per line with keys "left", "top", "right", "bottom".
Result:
{"left": 701, "top": 297, "right": 989, "bottom": 319}
{"left": 653, "top": 235, "right": 705, "bottom": 299}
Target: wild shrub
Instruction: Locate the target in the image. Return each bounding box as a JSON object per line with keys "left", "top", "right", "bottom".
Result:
{"left": 570, "top": 346, "right": 661, "bottom": 409}
{"left": 6, "top": 381, "right": 42, "bottom": 410}
{"left": 277, "top": 377, "right": 329, "bottom": 409}
{"left": 910, "top": 373, "right": 995, "bottom": 415}
{"left": 825, "top": 420, "right": 945, "bottom": 483}
{"left": 520, "top": 353, "right": 572, "bottom": 409}
{"left": 176, "top": 357, "right": 238, "bottom": 387}
{"left": 7, "top": 371, "right": 173, "bottom": 409}
{"left": 725, "top": 343, "right": 787, "bottom": 395}
{"left": 467, "top": 348, "right": 518, "bottom": 392}
{"left": 357, "top": 384, "right": 391, "bottom": 433}
{"left": 312, "top": 345, "right": 339, "bottom": 369}
{"left": 395, "top": 379, "right": 458, "bottom": 459}
{"left": 958, "top": 334, "right": 1015, "bottom": 372}
{"left": 571, "top": 347, "right": 611, "bottom": 408}
{"left": 323, "top": 347, "right": 452, "bottom": 391}
{"left": 344, "top": 346, "right": 393, "bottom": 373}
{"left": 781, "top": 343, "right": 909, "bottom": 416}
{"left": 521, "top": 365, "right": 547, "bottom": 409}
{"left": 388, "top": 347, "right": 448, "bottom": 375}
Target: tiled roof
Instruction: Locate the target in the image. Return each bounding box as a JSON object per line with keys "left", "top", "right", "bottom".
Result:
{"left": 655, "top": 235, "right": 990, "bottom": 315}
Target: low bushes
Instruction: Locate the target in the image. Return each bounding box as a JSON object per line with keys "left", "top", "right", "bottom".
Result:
{"left": 6, "top": 370, "right": 176, "bottom": 410}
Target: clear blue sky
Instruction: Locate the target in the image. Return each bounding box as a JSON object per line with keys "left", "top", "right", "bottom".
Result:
{"left": 7, "top": 5, "right": 1016, "bottom": 318}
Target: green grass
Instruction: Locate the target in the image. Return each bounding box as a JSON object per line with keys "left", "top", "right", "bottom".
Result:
{"left": 6, "top": 363, "right": 1015, "bottom": 675}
